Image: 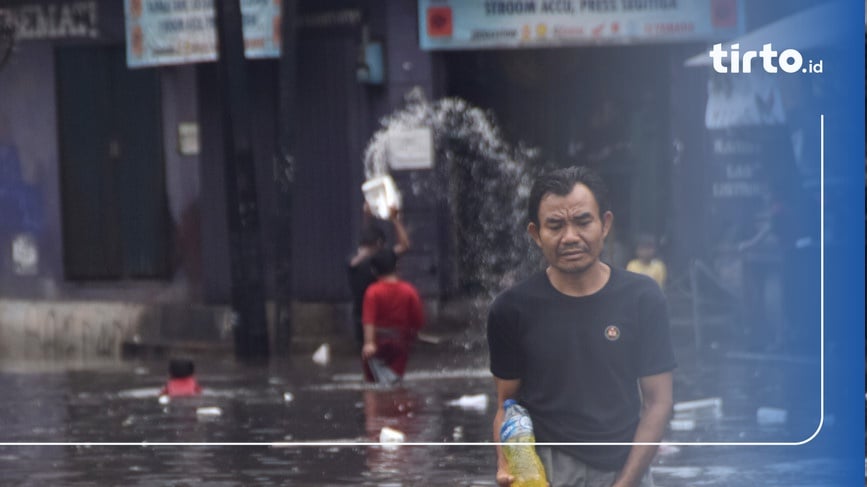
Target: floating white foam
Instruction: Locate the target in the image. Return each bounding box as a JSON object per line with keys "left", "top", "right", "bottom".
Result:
{"left": 446, "top": 394, "right": 489, "bottom": 411}
{"left": 116, "top": 388, "right": 161, "bottom": 399}
{"left": 379, "top": 427, "right": 405, "bottom": 446}
{"left": 333, "top": 368, "right": 491, "bottom": 383}
{"left": 196, "top": 407, "right": 222, "bottom": 417}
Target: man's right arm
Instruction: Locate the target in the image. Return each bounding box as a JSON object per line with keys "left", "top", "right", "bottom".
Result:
{"left": 494, "top": 377, "right": 521, "bottom": 486}
{"left": 389, "top": 207, "right": 411, "bottom": 255}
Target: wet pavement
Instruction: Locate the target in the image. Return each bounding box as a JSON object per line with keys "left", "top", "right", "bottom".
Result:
{"left": 0, "top": 327, "right": 849, "bottom": 486}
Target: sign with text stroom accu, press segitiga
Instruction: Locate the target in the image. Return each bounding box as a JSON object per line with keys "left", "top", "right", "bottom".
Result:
{"left": 418, "top": 0, "right": 745, "bottom": 50}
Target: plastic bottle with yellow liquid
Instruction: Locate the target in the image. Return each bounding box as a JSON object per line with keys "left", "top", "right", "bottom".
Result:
{"left": 500, "top": 399, "right": 547, "bottom": 487}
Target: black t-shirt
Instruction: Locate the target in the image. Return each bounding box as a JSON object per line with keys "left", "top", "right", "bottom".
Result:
{"left": 347, "top": 256, "right": 376, "bottom": 325}
{"left": 487, "top": 267, "right": 677, "bottom": 471}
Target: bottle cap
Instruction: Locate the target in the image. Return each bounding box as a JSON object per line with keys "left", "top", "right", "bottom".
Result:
{"left": 503, "top": 399, "right": 517, "bottom": 409}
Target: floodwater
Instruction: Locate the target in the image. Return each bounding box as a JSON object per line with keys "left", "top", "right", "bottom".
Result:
{"left": 0, "top": 331, "right": 846, "bottom": 486}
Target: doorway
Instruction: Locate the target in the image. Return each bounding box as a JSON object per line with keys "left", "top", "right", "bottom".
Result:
{"left": 56, "top": 45, "right": 170, "bottom": 280}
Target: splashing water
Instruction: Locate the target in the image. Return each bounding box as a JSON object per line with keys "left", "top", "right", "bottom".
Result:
{"left": 363, "top": 88, "right": 546, "bottom": 346}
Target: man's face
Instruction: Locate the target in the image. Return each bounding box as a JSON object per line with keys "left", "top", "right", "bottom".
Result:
{"left": 528, "top": 183, "right": 613, "bottom": 274}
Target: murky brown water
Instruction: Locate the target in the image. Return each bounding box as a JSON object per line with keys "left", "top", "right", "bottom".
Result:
{"left": 0, "top": 332, "right": 846, "bottom": 486}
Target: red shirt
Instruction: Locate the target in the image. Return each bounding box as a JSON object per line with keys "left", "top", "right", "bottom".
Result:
{"left": 362, "top": 280, "right": 424, "bottom": 336}
{"left": 161, "top": 377, "right": 202, "bottom": 397}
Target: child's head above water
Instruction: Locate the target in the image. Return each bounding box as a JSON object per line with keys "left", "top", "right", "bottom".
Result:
{"left": 162, "top": 358, "right": 202, "bottom": 397}
{"left": 169, "top": 358, "right": 195, "bottom": 379}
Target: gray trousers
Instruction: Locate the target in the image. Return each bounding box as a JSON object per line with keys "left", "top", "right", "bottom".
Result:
{"left": 537, "top": 447, "right": 654, "bottom": 487}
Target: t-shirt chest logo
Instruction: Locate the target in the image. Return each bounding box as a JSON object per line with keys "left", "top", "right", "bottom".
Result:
{"left": 604, "top": 325, "right": 621, "bottom": 341}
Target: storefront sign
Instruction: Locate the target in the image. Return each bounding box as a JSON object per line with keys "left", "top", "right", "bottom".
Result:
{"left": 418, "top": 0, "right": 744, "bottom": 50}
{"left": 6, "top": 1, "right": 99, "bottom": 40}
{"left": 704, "top": 126, "right": 794, "bottom": 239}
{"left": 125, "top": 0, "right": 280, "bottom": 68}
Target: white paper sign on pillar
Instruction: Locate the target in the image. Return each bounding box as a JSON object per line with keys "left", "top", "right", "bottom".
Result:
{"left": 387, "top": 128, "right": 434, "bottom": 170}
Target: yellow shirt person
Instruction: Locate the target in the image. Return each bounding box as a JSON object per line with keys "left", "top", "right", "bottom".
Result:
{"left": 626, "top": 258, "right": 667, "bottom": 289}
{"left": 627, "top": 234, "right": 666, "bottom": 289}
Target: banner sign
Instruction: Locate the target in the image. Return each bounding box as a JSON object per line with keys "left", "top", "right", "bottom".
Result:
{"left": 125, "top": 0, "right": 280, "bottom": 68}
{"left": 418, "top": 0, "right": 744, "bottom": 50}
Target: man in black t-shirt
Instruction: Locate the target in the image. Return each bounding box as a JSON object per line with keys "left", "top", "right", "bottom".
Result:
{"left": 488, "top": 166, "right": 676, "bottom": 487}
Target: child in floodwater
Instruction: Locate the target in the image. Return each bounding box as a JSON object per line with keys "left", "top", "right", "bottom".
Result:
{"left": 161, "top": 358, "right": 202, "bottom": 397}
{"left": 361, "top": 249, "right": 425, "bottom": 383}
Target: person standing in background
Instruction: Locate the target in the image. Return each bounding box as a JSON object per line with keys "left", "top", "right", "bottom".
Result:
{"left": 347, "top": 203, "right": 410, "bottom": 349}
{"left": 626, "top": 234, "right": 667, "bottom": 290}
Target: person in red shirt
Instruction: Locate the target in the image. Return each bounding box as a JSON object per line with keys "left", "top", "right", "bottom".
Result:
{"left": 361, "top": 249, "right": 425, "bottom": 382}
{"left": 160, "top": 358, "right": 202, "bottom": 397}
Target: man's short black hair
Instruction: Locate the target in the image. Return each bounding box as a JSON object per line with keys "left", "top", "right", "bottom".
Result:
{"left": 370, "top": 248, "right": 397, "bottom": 276}
{"left": 360, "top": 224, "right": 386, "bottom": 246}
{"left": 527, "top": 166, "right": 610, "bottom": 225}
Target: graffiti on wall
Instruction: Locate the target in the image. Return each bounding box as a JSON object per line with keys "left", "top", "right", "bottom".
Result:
{"left": 0, "top": 144, "right": 44, "bottom": 276}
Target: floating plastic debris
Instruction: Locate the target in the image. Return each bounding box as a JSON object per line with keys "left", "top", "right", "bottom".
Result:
{"left": 158, "top": 394, "right": 170, "bottom": 405}
{"left": 196, "top": 407, "right": 222, "bottom": 417}
{"left": 133, "top": 367, "right": 149, "bottom": 375}
{"left": 283, "top": 392, "right": 294, "bottom": 403}
{"left": 379, "top": 426, "right": 405, "bottom": 444}
{"left": 368, "top": 357, "right": 399, "bottom": 386}
{"left": 452, "top": 426, "right": 464, "bottom": 441}
{"left": 416, "top": 332, "right": 443, "bottom": 345}
{"left": 669, "top": 418, "right": 696, "bottom": 431}
{"left": 757, "top": 407, "right": 787, "bottom": 425}
{"left": 117, "top": 388, "right": 162, "bottom": 399}
{"left": 312, "top": 344, "right": 330, "bottom": 365}
{"left": 446, "top": 394, "right": 489, "bottom": 411}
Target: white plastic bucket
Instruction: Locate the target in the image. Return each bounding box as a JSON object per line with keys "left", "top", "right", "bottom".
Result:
{"left": 362, "top": 175, "right": 401, "bottom": 220}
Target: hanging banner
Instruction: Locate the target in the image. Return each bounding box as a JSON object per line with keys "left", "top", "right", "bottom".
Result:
{"left": 125, "top": 0, "right": 281, "bottom": 68}
{"left": 418, "top": 0, "right": 744, "bottom": 50}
